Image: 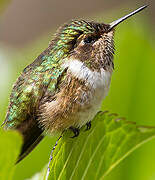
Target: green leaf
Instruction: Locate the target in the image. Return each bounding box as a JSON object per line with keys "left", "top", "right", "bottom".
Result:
{"left": 27, "top": 166, "right": 47, "bottom": 180}
{"left": 45, "top": 111, "right": 155, "bottom": 180}
{"left": 0, "top": 128, "right": 22, "bottom": 180}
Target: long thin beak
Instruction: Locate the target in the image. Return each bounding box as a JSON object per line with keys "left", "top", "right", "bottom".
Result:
{"left": 108, "top": 5, "right": 148, "bottom": 31}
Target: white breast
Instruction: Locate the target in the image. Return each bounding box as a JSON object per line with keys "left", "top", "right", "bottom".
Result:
{"left": 63, "top": 59, "right": 112, "bottom": 127}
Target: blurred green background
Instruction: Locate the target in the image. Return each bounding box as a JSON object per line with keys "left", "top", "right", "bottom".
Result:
{"left": 0, "top": 0, "right": 155, "bottom": 180}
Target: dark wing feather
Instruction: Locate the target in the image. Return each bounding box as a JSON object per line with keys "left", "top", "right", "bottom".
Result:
{"left": 16, "top": 116, "right": 44, "bottom": 163}
{"left": 2, "top": 49, "right": 65, "bottom": 162}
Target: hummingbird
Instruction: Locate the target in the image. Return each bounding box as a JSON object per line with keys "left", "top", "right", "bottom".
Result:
{"left": 2, "top": 5, "right": 147, "bottom": 163}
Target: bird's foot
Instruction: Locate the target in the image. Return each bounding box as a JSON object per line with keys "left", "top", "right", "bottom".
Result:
{"left": 86, "top": 121, "right": 91, "bottom": 131}
{"left": 69, "top": 126, "right": 80, "bottom": 138}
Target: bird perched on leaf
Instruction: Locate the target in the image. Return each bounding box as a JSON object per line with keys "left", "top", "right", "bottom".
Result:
{"left": 2, "top": 5, "right": 147, "bottom": 163}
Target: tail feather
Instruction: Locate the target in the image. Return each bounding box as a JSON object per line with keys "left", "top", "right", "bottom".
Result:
{"left": 16, "top": 117, "right": 44, "bottom": 163}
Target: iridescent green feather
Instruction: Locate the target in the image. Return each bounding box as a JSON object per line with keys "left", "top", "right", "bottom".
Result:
{"left": 4, "top": 59, "right": 64, "bottom": 129}
{"left": 3, "top": 20, "right": 96, "bottom": 129}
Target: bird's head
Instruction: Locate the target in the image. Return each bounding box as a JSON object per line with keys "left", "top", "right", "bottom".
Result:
{"left": 49, "top": 5, "right": 147, "bottom": 71}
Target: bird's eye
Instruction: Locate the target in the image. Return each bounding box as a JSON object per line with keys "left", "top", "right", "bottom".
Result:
{"left": 83, "top": 36, "right": 96, "bottom": 44}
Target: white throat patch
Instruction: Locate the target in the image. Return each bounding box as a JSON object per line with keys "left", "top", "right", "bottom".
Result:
{"left": 63, "top": 59, "right": 112, "bottom": 89}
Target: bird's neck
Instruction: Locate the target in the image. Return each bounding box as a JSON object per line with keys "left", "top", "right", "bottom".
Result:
{"left": 63, "top": 58, "right": 112, "bottom": 89}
